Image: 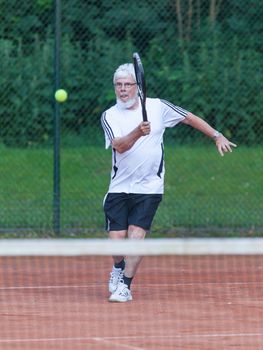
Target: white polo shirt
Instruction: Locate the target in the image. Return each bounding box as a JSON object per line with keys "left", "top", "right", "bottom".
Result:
{"left": 101, "top": 98, "right": 188, "bottom": 194}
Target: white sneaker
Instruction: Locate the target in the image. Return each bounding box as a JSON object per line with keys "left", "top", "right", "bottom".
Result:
{"left": 109, "top": 280, "right": 132, "bottom": 302}
{"left": 108, "top": 266, "right": 124, "bottom": 293}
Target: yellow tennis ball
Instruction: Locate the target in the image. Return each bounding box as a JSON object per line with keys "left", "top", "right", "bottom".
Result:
{"left": 55, "top": 89, "right": 68, "bottom": 103}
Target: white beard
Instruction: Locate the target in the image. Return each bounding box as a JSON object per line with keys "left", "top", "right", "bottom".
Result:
{"left": 116, "top": 96, "right": 138, "bottom": 110}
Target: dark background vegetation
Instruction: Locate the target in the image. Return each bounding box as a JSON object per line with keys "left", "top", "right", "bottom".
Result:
{"left": 0, "top": 1, "right": 262, "bottom": 235}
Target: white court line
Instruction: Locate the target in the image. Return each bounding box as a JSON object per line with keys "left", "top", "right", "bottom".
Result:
{"left": 0, "top": 284, "right": 104, "bottom": 290}
{"left": 0, "top": 281, "right": 263, "bottom": 291}
{"left": 93, "top": 338, "right": 143, "bottom": 350}
{"left": 1, "top": 333, "right": 263, "bottom": 344}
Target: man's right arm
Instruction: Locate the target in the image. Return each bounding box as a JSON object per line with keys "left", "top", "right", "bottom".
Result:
{"left": 111, "top": 121, "right": 151, "bottom": 153}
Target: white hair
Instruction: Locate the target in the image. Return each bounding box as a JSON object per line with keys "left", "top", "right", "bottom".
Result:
{"left": 113, "top": 63, "right": 136, "bottom": 84}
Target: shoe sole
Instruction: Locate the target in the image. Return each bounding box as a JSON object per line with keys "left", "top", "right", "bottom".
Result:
{"left": 108, "top": 297, "right": 133, "bottom": 302}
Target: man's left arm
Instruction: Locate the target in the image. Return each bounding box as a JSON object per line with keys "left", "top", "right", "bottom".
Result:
{"left": 182, "top": 112, "right": 237, "bottom": 156}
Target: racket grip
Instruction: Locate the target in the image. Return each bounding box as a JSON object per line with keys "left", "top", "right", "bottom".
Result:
{"left": 142, "top": 107, "right": 148, "bottom": 122}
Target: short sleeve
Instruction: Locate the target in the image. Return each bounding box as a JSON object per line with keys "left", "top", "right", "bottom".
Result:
{"left": 160, "top": 99, "right": 188, "bottom": 128}
{"left": 101, "top": 111, "right": 122, "bottom": 149}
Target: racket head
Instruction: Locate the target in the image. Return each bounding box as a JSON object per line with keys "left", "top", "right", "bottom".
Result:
{"left": 133, "top": 52, "right": 146, "bottom": 104}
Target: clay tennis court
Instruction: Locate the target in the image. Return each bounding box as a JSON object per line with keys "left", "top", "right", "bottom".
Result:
{"left": 1, "top": 255, "right": 263, "bottom": 349}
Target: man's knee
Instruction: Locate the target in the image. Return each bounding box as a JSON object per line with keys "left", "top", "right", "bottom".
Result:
{"left": 128, "top": 225, "right": 146, "bottom": 239}
{"left": 109, "top": 230, "right": 127, "bottom": 239}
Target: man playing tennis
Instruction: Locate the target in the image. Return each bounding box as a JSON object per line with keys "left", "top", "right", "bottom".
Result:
{"left": 101, "top": 63, "right": 236, "bottom": 302}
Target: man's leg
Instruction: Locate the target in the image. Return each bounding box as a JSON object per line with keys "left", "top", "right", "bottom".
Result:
{"left": 124, "top": 225, "right": 146, "bottom": 279}
{"left": 108, "top": 230, "right": 127, "bottom": 293}
{"left": 109, "top": 230, "right": 127, "bottom": 265}
{"left": 107, "top": 193, "right": 161, "bottom": 301}
{"left": 109, "top": 225, "right": 146, "bottom": 302}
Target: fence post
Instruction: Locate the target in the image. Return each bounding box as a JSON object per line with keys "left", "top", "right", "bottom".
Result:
{"left": 53, "top": 0, "right": 61, "bottom": 235}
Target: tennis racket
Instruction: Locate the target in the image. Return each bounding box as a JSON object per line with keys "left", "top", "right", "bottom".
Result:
{"left": 133, "top": 52, "right": 148, "bottom": 122}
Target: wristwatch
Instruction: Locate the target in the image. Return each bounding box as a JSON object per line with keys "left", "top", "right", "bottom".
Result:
{"left": 213, "top": 131, "right": 222, "bottom": 139}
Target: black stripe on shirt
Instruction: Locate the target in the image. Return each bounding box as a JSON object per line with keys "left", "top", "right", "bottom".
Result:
{"left": 157, "top": 143, "right": 164, "bottom": 178}
{"left": 112, "top": 149, "right": 118, "bottom": 179}
{"left": 101, "top": 112, "right": 115, "bottom": 141}
{"left": 160, "top": 99, "right": 188, "bottom": 117}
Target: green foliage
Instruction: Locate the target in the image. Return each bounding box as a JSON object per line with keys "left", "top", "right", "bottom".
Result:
{"left": 0, "top": 1, "right": 262, "bottom": 235}
{"left": 0, "top": 36, "right": 53, "bottom": 146}
{"left": 0, "top": 0, "right": 262, "bottom": 147}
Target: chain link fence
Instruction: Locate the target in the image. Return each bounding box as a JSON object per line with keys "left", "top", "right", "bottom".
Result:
{"left": 0, "top": 0, "right": 262, "bottom": 236}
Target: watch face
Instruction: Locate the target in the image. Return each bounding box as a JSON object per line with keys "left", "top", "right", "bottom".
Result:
{"left": 213, "top": 131, "right": 220, "bottom": 139}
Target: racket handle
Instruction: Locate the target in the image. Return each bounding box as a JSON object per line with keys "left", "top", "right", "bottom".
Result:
{"left": 142, "top": 107, "right": 148, "bottom": 122}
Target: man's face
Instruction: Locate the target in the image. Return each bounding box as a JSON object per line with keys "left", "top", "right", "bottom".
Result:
{"left": 114, "top": 76, "right": 138, "bottom": 109}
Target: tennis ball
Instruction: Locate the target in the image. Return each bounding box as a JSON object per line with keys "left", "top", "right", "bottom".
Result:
{"left": 55, "top": 89, "right": 68, "bottom": 103}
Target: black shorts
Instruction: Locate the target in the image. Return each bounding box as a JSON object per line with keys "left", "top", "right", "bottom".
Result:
{"left": 103, "top": 193, "right": 162, "bottom": 231}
